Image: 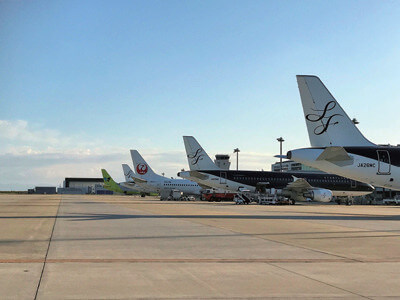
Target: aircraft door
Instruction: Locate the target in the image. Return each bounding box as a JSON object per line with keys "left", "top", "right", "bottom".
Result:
{"left": 220, "top": 172, "right": 227, "bottom": 184}
{"left": 351, "top": 180, "right": 356, "bottom": 188}
{"left": 377, "top": 150, "right": 391, "bottom": 175}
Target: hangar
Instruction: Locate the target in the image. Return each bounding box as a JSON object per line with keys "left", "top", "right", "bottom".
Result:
{"left": 61, "top": 178, "right": 104, "bottom": 194}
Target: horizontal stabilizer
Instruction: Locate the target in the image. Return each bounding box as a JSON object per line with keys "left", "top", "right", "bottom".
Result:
{"left": 198, "top": 183, "right": 212, "bottom": 189}
{"left": 316, "top": 146, "right": 353, "bottom": 165}
{"left": 121, "top": 182, "right": 137, "bottom": 188}
{"left": 188, "top": 170, "right": 209, "bottom": 180}
{"left": 129, "top": 174, "right": 148, "bottom": 184}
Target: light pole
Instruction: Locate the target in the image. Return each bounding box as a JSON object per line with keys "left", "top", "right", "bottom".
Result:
{"left": 277, "top": 137, "right": 285, "bottom": 172}
{"left": 233, "top": 148, "right": 240, "bottom": 170}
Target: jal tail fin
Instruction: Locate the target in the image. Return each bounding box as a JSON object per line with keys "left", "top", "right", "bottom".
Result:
{"left": 130, "top": 150, "right": 157, "bottom": 179}
{"left": 122, "top": 164, "right": 134, "bottom": 181}
{"left": 296, "top": 75, "right": 375, "bottom": 147}
{"left": 183, "top": 136, "right": 220, "bottom": 171}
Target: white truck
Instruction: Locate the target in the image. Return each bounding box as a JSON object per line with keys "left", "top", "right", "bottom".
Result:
{"left": 383, "top": 195, "right": 400, "bottom": 205}
{"left": 167, "top": 189, "right": 183, "bottom": 201}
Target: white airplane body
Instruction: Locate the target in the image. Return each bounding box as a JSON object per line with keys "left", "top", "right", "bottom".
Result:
{"left": 179, "top": 136, "right": 373, "bottom": 203}
{"left": 288, "top": 75, "right": 400, "bottom": 190}
{"left": 127, "top": 150, "right": 203, "bottom": 196}
{"left": 121, "top": 164, "right": 152, "bottom": 193}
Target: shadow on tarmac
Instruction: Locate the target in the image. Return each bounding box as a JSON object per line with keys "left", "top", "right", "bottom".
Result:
{"left": 1, "top": 213, "right": 400, "bottom": 221}
{"left": 2, "top": 230, "right": 400, "bottom": 244}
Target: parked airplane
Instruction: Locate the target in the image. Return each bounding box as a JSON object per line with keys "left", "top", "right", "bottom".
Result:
{"left": 287, "top": 75, "right": 400, "bottom": 190}
{"left": 101, "top": 169, "right": 139, "bottom": 195}
{"left": 128, "top": 150, "right": 203, "bottom": 198}
{"left": 121, "top": 164, "right": 152, "bottom": 194}
{"left": 178, "top": 136, "right": 374, "bottom": 203}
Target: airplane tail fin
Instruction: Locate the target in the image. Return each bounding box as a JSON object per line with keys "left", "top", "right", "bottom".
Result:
{"left": 101, "top": 169, "right": 124, "bottom": 193}
{"left": 183, "top": 136, "right": 220, "bottom": 171}
{"left": 101, "top": 169, "right": 114, "bottom": 184}
{"left": 122, "top": 164, "right": 134, "bottom": 181}
{"left": 296, "top": 75, "right": 375, "bottom": 147}
{"left": 101, "top": 169, "right": 118, "bottom": 188}
{"left": 130, "top": 150, "right": 157, "bottom": 179}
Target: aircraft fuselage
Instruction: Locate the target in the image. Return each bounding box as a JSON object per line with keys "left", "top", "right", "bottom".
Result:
{"left": 178, "top": 169, "right": 374, "bottom": 196}
{"left": 288, "top": 146, "right": 400, "bottom": 190}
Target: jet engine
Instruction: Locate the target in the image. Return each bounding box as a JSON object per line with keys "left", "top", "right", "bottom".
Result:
{"left": 303, "top": 188, "right": 333, "bottom": 202}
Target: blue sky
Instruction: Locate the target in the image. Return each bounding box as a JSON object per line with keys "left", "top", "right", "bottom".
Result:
{"left": 1, "top": 0, "right": 400, "bottom": 189}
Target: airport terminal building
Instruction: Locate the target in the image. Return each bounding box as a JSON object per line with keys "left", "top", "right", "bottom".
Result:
{"left": 57, "top": 178, "right": 111, "bottom": 195}
{"left": 271, "top": 160, "right": 321, "bottom": 172}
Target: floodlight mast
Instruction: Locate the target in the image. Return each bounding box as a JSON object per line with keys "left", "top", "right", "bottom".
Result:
{"left": 277, "top": 137, "right": 285, "bottom": 172}
{"left": 233, "top": 148, "right": 240, "bottom": 170}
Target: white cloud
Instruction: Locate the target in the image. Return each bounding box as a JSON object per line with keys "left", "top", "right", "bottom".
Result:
{"left": 0, "top": 120, "right": 276, "bottom": 191}
{"left": 0, "top": 120, "right": 60, "bottom": 145}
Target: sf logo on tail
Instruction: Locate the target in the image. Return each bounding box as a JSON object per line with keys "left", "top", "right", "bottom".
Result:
{"left": 136, "top": 163, "right": 148, "bottom": 175}
{"left": 305, "top": 101, "right": 343, "bottom": 135}
{"left": 187, "top": 148, "right": 204, "bottom": 165}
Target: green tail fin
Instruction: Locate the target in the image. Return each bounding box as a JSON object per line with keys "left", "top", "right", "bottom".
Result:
{"left": 101, "top": 169, "right": 123, "bottom": 193}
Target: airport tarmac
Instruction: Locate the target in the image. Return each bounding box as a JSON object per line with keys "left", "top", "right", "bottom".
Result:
{"left": 1, "top": 194, "right": 400, "bottom": 299}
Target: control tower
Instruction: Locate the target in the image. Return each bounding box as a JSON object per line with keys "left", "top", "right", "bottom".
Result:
{"left": 214, "top": 154, "right": 230, "bottom": 170}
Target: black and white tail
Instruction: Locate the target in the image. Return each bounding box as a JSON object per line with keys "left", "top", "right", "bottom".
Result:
{"left": 183, "top": 136, "right": 220, "bottom": 171}
{"left": 297, "top": 75, "right": 375, "bottom": 147}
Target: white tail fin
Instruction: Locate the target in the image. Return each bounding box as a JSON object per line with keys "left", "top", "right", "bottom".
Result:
{"left": 122, "top": 164, "right": 134, "bottom": 182}
{"left": 183, "top": 136, "right": 220, "bottom": 171}
{"left": 297, "top": 75, "right": 375, "bottom": 147}
{"left": 130, "top": 150, "right": 159, "bottom": 179}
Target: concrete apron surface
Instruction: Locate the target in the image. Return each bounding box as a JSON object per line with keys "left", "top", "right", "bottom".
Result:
{"left": 1, "top": 194, "right": 400, "bottom": 299}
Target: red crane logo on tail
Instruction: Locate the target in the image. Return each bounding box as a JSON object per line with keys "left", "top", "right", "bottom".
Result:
{"left": 136, "top": 163, "right": 148, "bottom": 175}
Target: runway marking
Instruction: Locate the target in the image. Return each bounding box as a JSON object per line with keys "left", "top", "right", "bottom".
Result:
{"left": 2, "top": 258, "right": 400, "bottom": 263}
{"left": 269, "top": 262, "right": 373, "bottom": 300}
{"left": 33, "top": 194, "right": 62, "bottom": 300}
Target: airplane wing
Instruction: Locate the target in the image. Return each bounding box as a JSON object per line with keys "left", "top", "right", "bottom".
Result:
{"left": 187, "top": 170, "right": 209, "bottom": 180}
{"left": 316, "top": 146, "right": 353, "bottom": 165}
{"left": 198, "top": 183, "right": 213, "bottom": 189}
{"left": 286, "top": 176, "right": 313, "bottom": 191}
